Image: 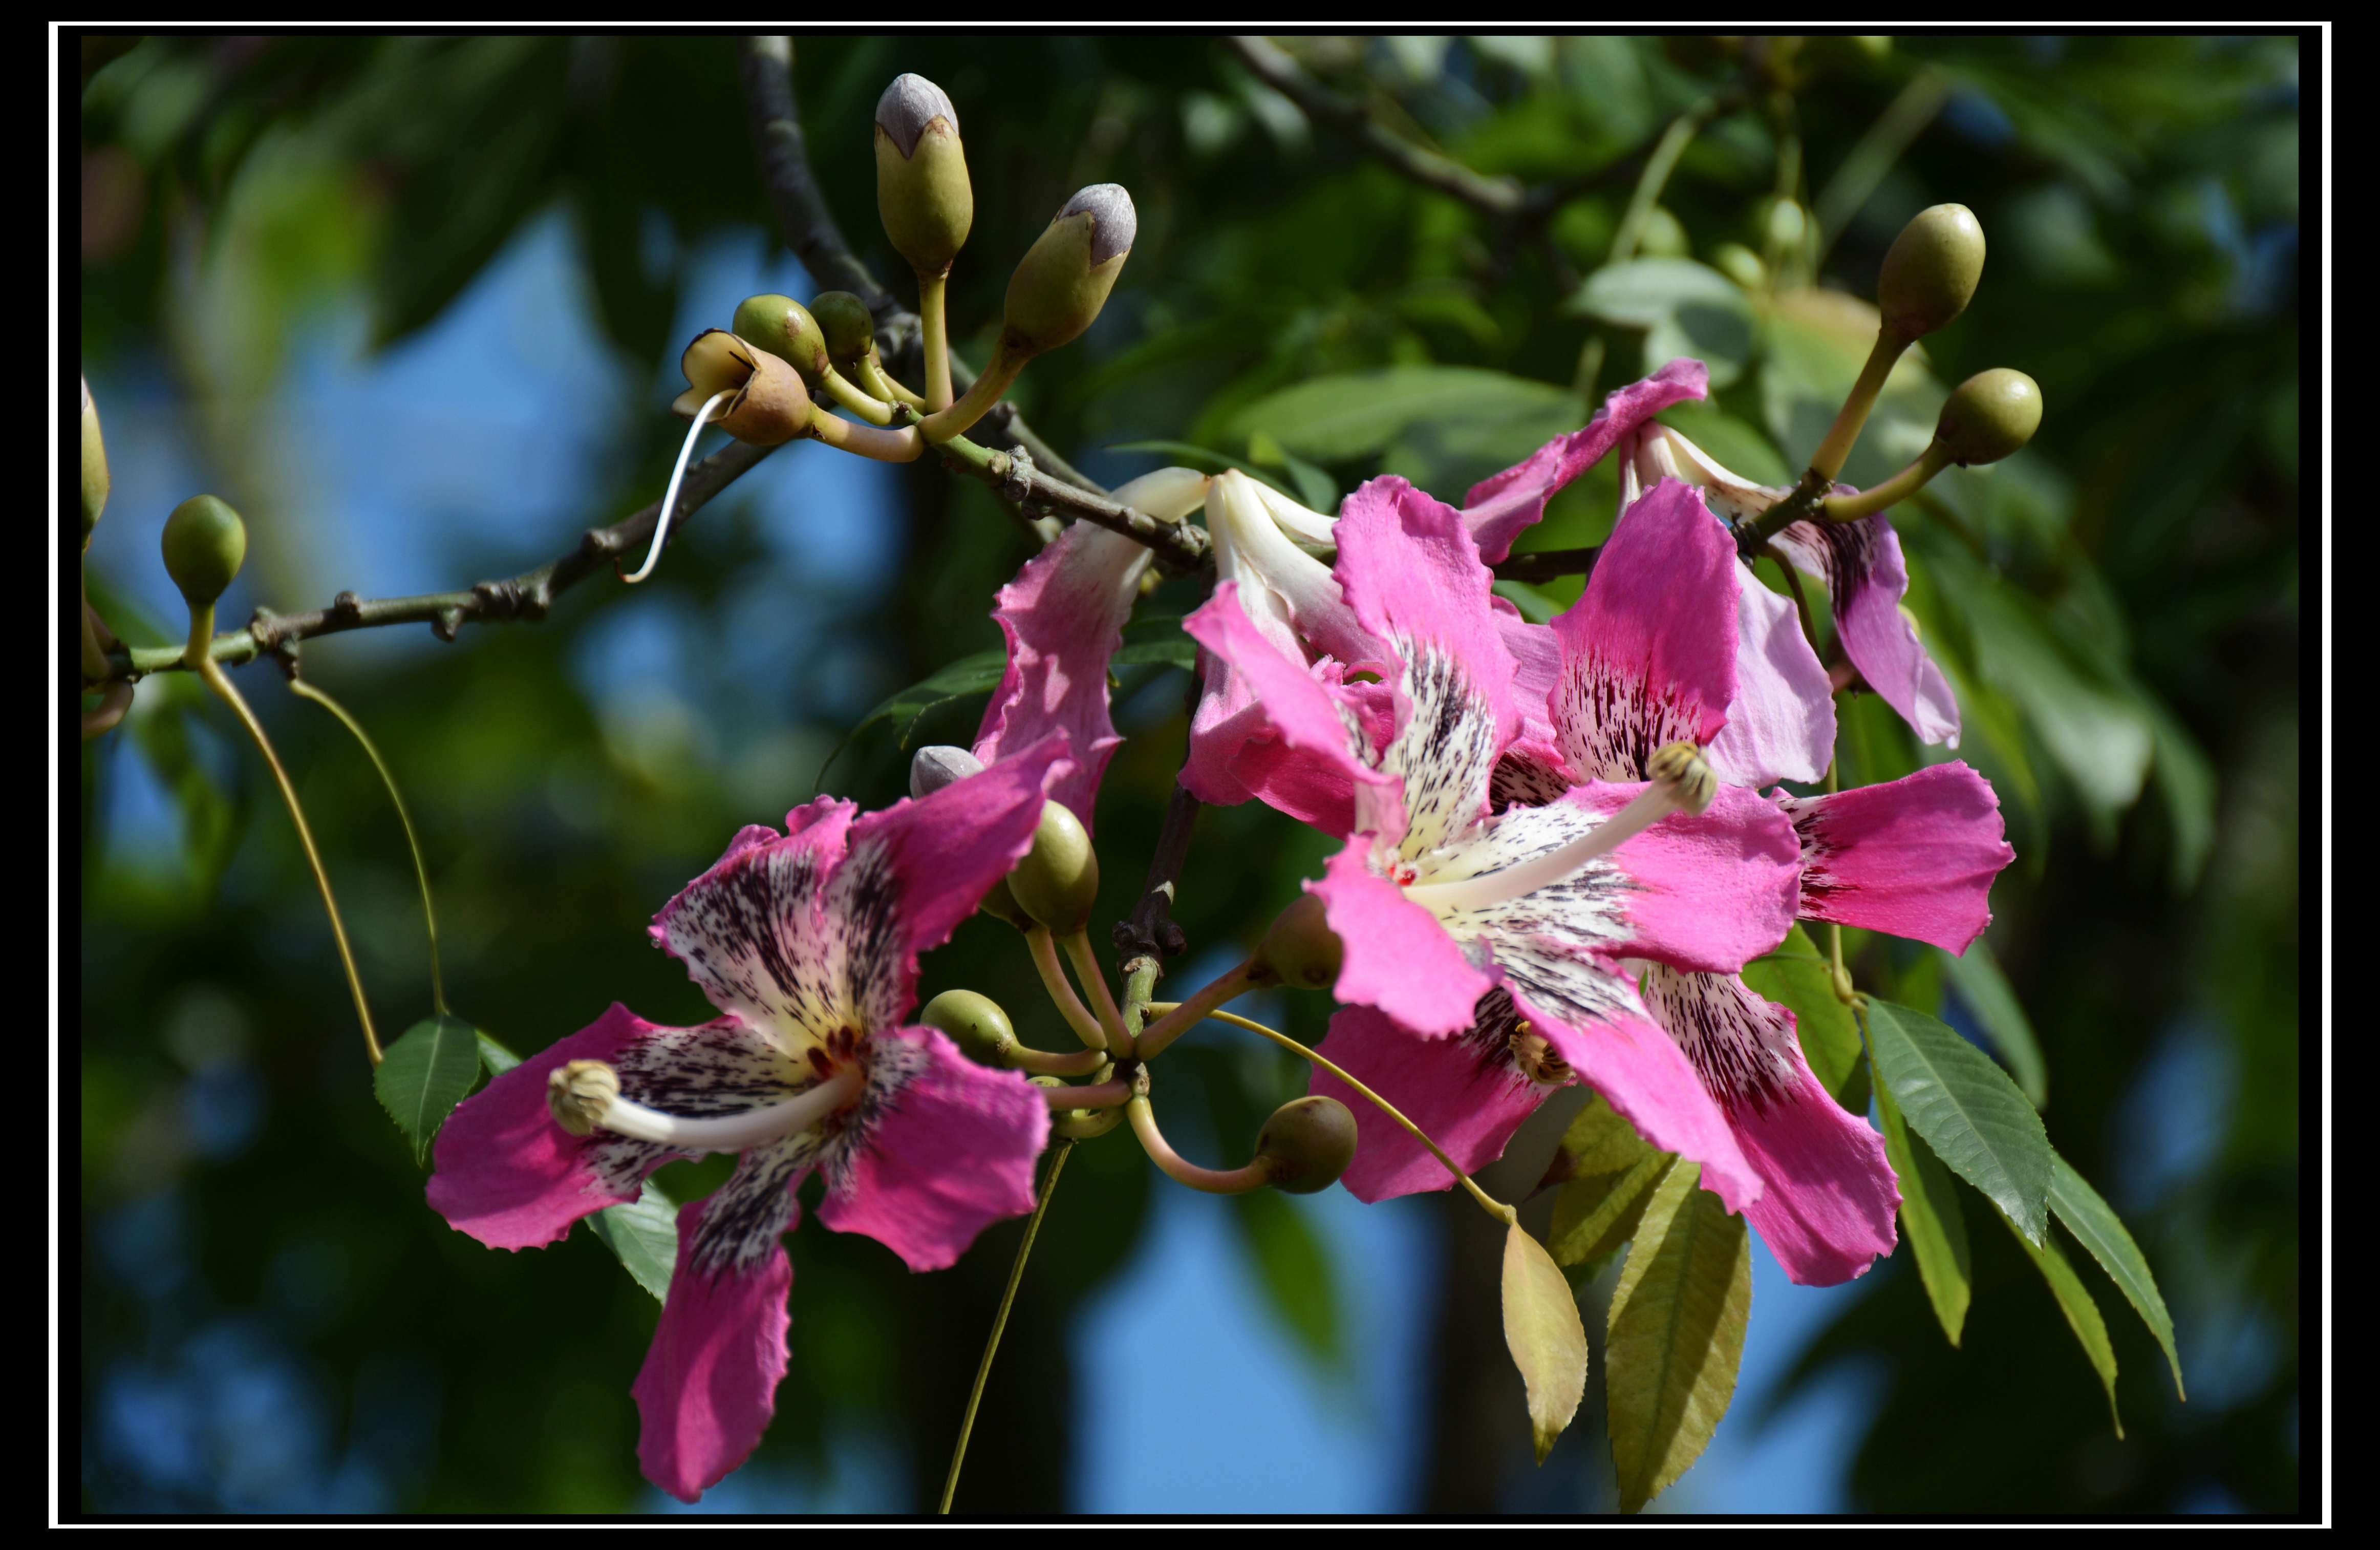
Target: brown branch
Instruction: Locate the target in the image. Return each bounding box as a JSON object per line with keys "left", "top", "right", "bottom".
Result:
{"left": 936, "top": 437, "right": 1210, "bottom": 577}
{"left": 1114, "top": 776, "right": 1201, "bottom": 966}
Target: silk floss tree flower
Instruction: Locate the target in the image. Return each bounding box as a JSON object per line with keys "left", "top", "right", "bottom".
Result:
{"left": 426, "top": 738, "right": 1073, "bottom": 1501}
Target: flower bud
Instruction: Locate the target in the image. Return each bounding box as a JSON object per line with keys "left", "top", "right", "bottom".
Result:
{"left": 732, "top": 293, "right": 832, "bottom": 386}
{"left": 1253, "top": 1095, "right": 1358, "bottom": 1194}
{"left": 160, "top": 494, "right": 247, "bottom": 608}
{"left": 909, "top": 743, "right": 986, "bottom": 799}
{"left": 1876, "top": 203, "right": 1985, "bottom": 340}
{"left": 1001, "top": 183, "right": 1135, "bottom": 358}
{"left": 810, "top": 291, "right": 877, "bottom": 365}
{"left": 1932, "top": 368, "right": 2042, "bottom": 466}
{"left": 1254, "top": 892, "right": 1342, "bottom": 991}
{"left": 875, "top": 73, "right": 973, "bottom": 279}
{"left": 547, "top": 1058, "right": 621, "bottom": 1137}
{"left": 1007, "top": 798, "right": 1100, "bottom": 933}
{"left": 1647, "top": 740, "right": 1718, "bottom": 816}
{"left": 673, "top": 328, "right": 813, "bottom": 445}
{"left": 921, "top": 988, "right": 1016, "bottom": 1066}
{"left": 81, "top": 377, "right": 110, "bottom": 541}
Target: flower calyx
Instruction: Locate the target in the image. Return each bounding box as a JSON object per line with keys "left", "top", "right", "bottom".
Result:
{"left": 810, "top": 291, "right": 878, "bottom": 368}
{"left": 921, "top": 988, "right": 1017, "bottom": 1067}
{"left": 1008, "top": 798, "right": 1101, "bottom": 933}
{"left": 1932, "top": 368, "right": 2043, "bottom": 466}
{"left": 161, "top": 494, "right": 247, "bottom": 609}
{"left": 1252, "top": 1095, "right": 1358, "bottom": 1194}
{"left": 874, "top": 73, "right": 972, "bottom": 279}
{"left": 732, "top": 293, "right": 832, "bottom": 387}
{"left": 675, "top": 329, "right": 813, "bottom": 446}
{"left": 1876, "top": 203, "right": 1985, "bottom": 342}
{"left": 1254, "top": 892, "right": 1343, "bottom": 991}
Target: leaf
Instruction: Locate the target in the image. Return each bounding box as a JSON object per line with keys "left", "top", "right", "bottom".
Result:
{"left": 1227, "top": 365, "right": 1576, "bottom": 464}
{"left": 1111, "top": 636, "right": 1197, "bottom": 671}
{"left": 1543, "top": 1094, "right": 1668, "bottom": 1272}
{"left": 2143, "top": 693, "right": 2218, "bottom": 892}
{"left": 1758, "top": 286, "right": 1943, "bottom": 486}
{"left": 1570, "top": 258, "right": 1756, "bottom": 388}
{"left": 2050, "top": 1153, "right": 2184, "bottom": 1399}
{"left": 2007, "top": 1215, "right": 2123, "bottom": 1438}
{"left": 1490, "top": 579, "right": 1562, "bottom": 624}
{"left": 1103, "top": 438, "right": 1303, "bottom": 502}
{"left": 587, "top": 1177, "right": 680, "bottom": 1305}
{"left": 1502, "top": 1220, "right": 1589, "bottom": 1465}
{"left": 373, "top": 1015, "right": 484, "bottom": 1164}
{"left": 1958, "top": 580, "right": 2154, "bottom": 835}
{"left": 1938, "top": 938, "right": 2049, "bottom": 1109}
{"left": 814, "top": 648, "right": 1009, "bottom": 790}
{"left": 1740, "top": 925, "right": 1864, "bottom": 1110}
{"left": 1248, "top": 428, "right": 1341, "bottom": 513}
{"left": 1863, "top": 997, "right": 2053, "bottom": 1245}
{"left": 1230, "top": 1188, "right": 1341, "bottom": 1366}
{"left": 1874, "top": 1075, "right": 1972, "bottom": 1346}
{"left": 476, "top": 1031, "right": 523, "bottom": 1075}
{"left": 1604, "top": 1158, "right": 1752, "bottom": 1513}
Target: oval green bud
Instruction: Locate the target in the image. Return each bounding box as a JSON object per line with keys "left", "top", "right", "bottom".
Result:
{"left": 732, "top": 293, "right": 832, "bottom": 385}
{"left": 921, "top": 988, "right": 1016, "bottom": 1066}
{"left": 875, "top": 74, "right": 973, "bottom": 279}
{"left": 1001, "top": 183, "right": 1135, "bottom": 358}
{"left": 1876, "top": 203, "right": 1985, "bottom": 339}
{"left": 1933, "top": 368, "right": 2042, "bottom": 466}
{"left": 1254, "top": 892, "right": 1342, "bottom": 991}
{"left": 977, "top": 874, "right": 1036, "bottom": 931}
{"left": 81, "top": 377, "right": 109, "bottom": 541}
{"left": 1007, "top": 798, "right": 1100, "bottom": 933}
{"left": 810, "top": 291, "right": 876, "bottom": 365}
{"left": 161, "top": 494, "right": 247, "bottom": 608}
{"left": 1253, "top": 1096, "right": 1358, "bottom": 1194}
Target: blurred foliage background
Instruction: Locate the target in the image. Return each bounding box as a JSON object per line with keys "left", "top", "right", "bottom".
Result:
{"left": 76, "top": 33, "right": 2301, "bottom": 1514}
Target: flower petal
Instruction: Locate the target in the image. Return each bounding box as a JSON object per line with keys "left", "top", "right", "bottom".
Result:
{"left": 653, "top": 801, "right": 861, "bottom": 1044}
{"left": 1316, "top": 835, "right": 1495, "bottom": 1036}
{"left": 1461, "top": 359, "right": 1709, "bottom": 563}
{"left": 1775, "top": 762, "right": 2013, "bottom": 954}
{"left": 1551, "top": 480, "right": 1737, "bottom": 781}
{"left": 1635, "top": 965, "right": 1898, "bottom": 1286}
{"left": 1309, "top": 995, "right": 1555, "bottom": 1203}
{"left": 1184, "top": 581, "right": 1390, "bottom": 834}
{"left": 814, "top": 1026, "right": 1051, "bottom": 1270}
{"left": 1770, "top": 515, "right": 1960, "bottom": 747}
{"left": 1706, "top": 566, "right": 1836, "bottom": 789}
{"left": 1491, "top": 597, "right": 1564, "bottom": 751}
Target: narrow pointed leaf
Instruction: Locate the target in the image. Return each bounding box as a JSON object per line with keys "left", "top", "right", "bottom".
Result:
{"left": 374, "top": 1015, "right": 484, "bottom": 1164}
{"left": 1605, "top": 1159, "right": 1752, "bottom": 1514}
{"left": 1742, "top": 926, "right": 1866, "bottom": 1109}
{"left": 814, "top": 648, "right": 1009, "bottom": 790}
{"left": 1864, "top": 997, "right": 2052, "bottom": 1244}
{"left": 587, "top": 1178, "right": 679, "bottom": 1305}
{"left": 1875, "top": 1076, "right": 1971, "bottom": 1346}
{"left": 2050, "top": 1153, "right": 2184, "bottom": 1399}
{"left": 2008, "top": 1215, "right": 2122, "bottom": 1438}
{"left": 1938, "top": 939, "right": 2049, "bottom": 1108}
{"left": 1502, "top": 1221, "right": 1590, "bottom": 1465}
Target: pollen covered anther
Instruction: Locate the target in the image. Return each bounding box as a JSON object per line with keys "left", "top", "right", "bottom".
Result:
{"left": 547, "top": 1059, "right": 622, "bottom": 1137}
{"left": 1647, "top": 739, "right": 1718, "bottom": 816}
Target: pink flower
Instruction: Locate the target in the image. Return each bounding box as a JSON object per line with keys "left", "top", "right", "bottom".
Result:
{"left": 1184, "top": 476, "right": 1807, "bottom": 1225}
{"left": 426, "top": 740, "right": 1069, "bottom": 1501}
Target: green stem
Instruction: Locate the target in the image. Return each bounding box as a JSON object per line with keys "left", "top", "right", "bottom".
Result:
{"left": 1027, "top": 926, "right": 1106, "bottom": 1050}
{"left": 1606, "top": 101, "right": 1712, "bottom": 266}
{"left": 917, "top": 271, "right": 954, "bottom": 412}
{"left": 918, "top": 342, "right": 1026, "bottom": 446}
{"left": 1061, "top": 930, "right": 1130, "bottom": 1056}
{"left": 817, "top": 366, "right": 895, "bottom": 424}
{"left": 1808, "top": 327, "right": 1913, "bottom": 484}
{"left": 857, "top": 352, "right": 927, "bottom": 412}
{"left": 940, "top": 1139, "right": 1071, "bottom": 1515}
{"left": 1133, "top": 958, "right": 1263, "bottom": 1058}
{"left": 805, "top": 404, "right": 923, "bottom": 462}
{"left": 286, "top": 677, "right": 447, "bottom": 1017}
{"left": 1819, "top": 442, "right": 1954, "bottom": 523}
{"left": 1126, "top": 1095, "right": 1272, "bottom": 1194}
{"left": 1000, "top": 1041, "right": 1109, "bottom": 1077}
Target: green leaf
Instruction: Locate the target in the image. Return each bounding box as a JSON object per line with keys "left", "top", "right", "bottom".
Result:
{"left": 1502, "top": 1220, "right": 1589, "bottom": 1465}
{"left": 1489, "top": 579, "right": 1562, "bottom": 624}
{"left": 1874, "top": 1075, "right": 1972, "bottom": 1346}
{"left": 1230, "top": 1188, "right": 1341, "bottom": 1367}
{"left": 2008, "top": 1214, "right": 2123, "bottom": 1438}
{"left": 2143, "top": 693, "right": 2218, "bottom": 891}
{"left": 1958, "top": 580, "right": 2154, "bottom": 834}
{"left": 1740, "top": 925, "right": 1864, "bottom": 1110}
{"left": 587, "top": 1178, "right": 680, "bottom": 1305}
{"left": 1248, "top": 427, "right": 1341, "bottom": 513}
{"left": 1570, "top": 259, "right": 1756, "bottom": 388}
{"left": 1604, "top": 1158, "right": 1752, "bottom": 1513}
{"left": 373, "top": 1015, "right": 484, "bottom": 1164}
{"left": 1543, "top": 1094, "right": 1667, "bottom": 1272}
{"left": 1227, "top": 365, "right": 1576, "bottom": 464}
{"left": 1111, "top": 636, "right": 1197, "bottom": 671}
{"left": 476, "top": 1031, "right": 523, "bottom": 1075}
{"left": 814, "top": 648, "right": 1008, "bottom": 790}
{"left": 1938, "top": 939, "right": 2049, "bottom": 1109}
{"left": 1864, "top": 997, "right": 2053, "bottom": 1245}
{"left": 2050, "top": 1154, "right": 2184, "bottom": 1399}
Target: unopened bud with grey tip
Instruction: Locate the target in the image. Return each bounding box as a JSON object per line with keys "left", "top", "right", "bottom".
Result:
{"left": 1254, "top": 1096, "right": 1358, "bottom": 1193}
{"left": 910, "top": 744, "right": 985, "bottom": 799}
{"left": 82, "top": 376, "right": 109, "bottom": 541}
{"left": 875, "top": 74, "right": 973, "bottom": 278}
{"left": 1001, "top": 183, "right": 1136, "bottom": 359}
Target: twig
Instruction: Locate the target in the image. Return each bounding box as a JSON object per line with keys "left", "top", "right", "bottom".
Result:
{"left": 1114, "top": 777, "right": 1200, "bottom": 966}
{"left": 937, "top": 438, "right": 1209, "bottom": 576}
{"left": 1490, "top": 546, "right": 1601, "bottom": 585}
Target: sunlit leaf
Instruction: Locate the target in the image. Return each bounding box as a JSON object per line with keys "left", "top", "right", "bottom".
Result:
{"left": 1230, "top": 1188, "right": 1341, "bottom": 1367}
{"left": 1228, "top": 365, "right": 1576, "bottom": 463}
{"left": 1605, "top": 1158, "right": 1751, "bottom": 1513}
{"left": 1741, "top": 925, "right": 1865, "bottom": 1109}
{"left": 587, "top": 1178, "right": 679, "bottom": 1305}
{"left": 2050, "top": 1154, "right": 2184, "bottom": 1399}
{"left": 1875, "top": 1076, "right": 1972, "bottom": 1346}
{"left": 1502, "top": 1220, "right": 1589, "bottom": 1465}
{"left": 1864, "top": 997, "right": 2052, "bottom": 1244}
{"left": 1544, "top": 1094, "right": 1668, "bottom": 1273}
{"left": 1938, "top": 939, "right": 2049, "bottom": 1109}
{"left": 374, "top": 1015, "right": 484, "bottom": 1164}
{"left": 2008, "top": 1215, "right": 2123, "bottom": 1438}
{"left": 1570, "top": 258, "right": 1755, "bottom": 388}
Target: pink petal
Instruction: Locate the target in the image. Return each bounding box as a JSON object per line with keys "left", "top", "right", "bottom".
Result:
{"left": 1770, "top": 515, "right": 1960, "bottom": 747}
{"left": 1309, "top": 1000, "right": 1552, "bottom": 1203}
{"left": 816, "top": 1026, "right": 1052, "bottom": 1271}
{"left": 427, "top": 1003, "right": 673, "bottom": 1250}
{"left": 1460, "top": 359, "right": 1709, "bottom": 563}
{"left": 1706, "top": 565, "right": 1836, "bottom": 789}
{"left": 972, "top": 522, "right": 1151, "bottom": 830}
{"left": 1775, "top": 761, "right": 2014, "bottom": 954}
{"left": 1551, "top": 480, "right": 1736, "bottom": 780}
{"left": 632, "top": 1198, "right": 795, "bottom": 1503}
{"left": 1335, "top": 476, "right": 1519, "bottom": 759}
{"left": 1576, "top": 780, "right": 1804, "bottom": 974}
{"left": 1315, "top": 836, "right": 1494, "bottom": 1036}
{"left": 1183, "top": 583, "right": 1387, "bottom": 830}
{"left": 1491, "top": 598, "right": 1564, "bottom": 751}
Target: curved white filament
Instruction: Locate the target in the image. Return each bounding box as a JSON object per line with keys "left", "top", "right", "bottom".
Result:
{"left": 1401, "top": 781, "right": 1686, "bottom": 916}
{"left": 594, "top": 1068, "right": 861, "bottom": 1152}
{"left": 624, "top": 390, "right": 731, "bottom": 585}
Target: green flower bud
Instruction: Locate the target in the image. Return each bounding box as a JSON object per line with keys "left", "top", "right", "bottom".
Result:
{"left": 1254, "top": 892, "right": 1342, "bottom": 991}
{"left": 1001, "top": 184, "right": 1135, "bottom": 358}
{"left": 1876, "top": 203, "right": 1985, "bottom": 340}
{"left": 977, "top": 875, "right": 1036, "bottom": 931}
{"left": 810, "top": 291, "right": 877, "bottom": 366}
{"left": 732, "top": 293, "right": 832, "bottom": 386}
{"left": 160, "top": 494, "right": 247, "bottom": 608}
{"left": 875, "top": 74, "right": 973, "bottom": 279}
{"left": 1932, "top": 368, "right": 2042, "bottom": 466}
{"left": 673, "top": 329, "right": 813, "bottom": 445}
{"left": 80, "top": 377, "right": 110, "bottom": 541}
{"left": 1007, "top": 798, "right": 1100, "bottom": 933}
{"left": 1253, "top": 1095, "right": 1358, "bottom": 1194}
{"left": 921, "top": 988, "right": 1016, "bottom": 1066}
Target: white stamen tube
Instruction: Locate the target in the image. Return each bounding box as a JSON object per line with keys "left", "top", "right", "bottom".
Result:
{"left": 591, "top": 1067, "right": 861, "bottom": 1152}
{"left": 1400, "top": 781, "right": 1688, "bottom": 916}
